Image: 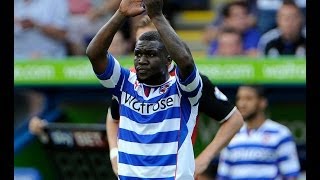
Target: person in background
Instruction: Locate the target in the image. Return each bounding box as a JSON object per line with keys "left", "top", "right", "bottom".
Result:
{"left": 257, "top": 0, "right": 305, "bottom": 57}
{"left": 14, "top": 0, "right": 69, "bottom": 59}
{"left": 217, "top": 85, "right": 300, "bottom": 180}
{"left": 134, "top": 15, "right": 157, "bottom": 41}
{"left": 203, "top": 0, "right": 261, "bottom": 57}
{"left": 215, "top": 27, "right": 244, "bottom": 57}
{"left": 66, "top": 0, "right": 121, "bottom": 55}
{"left": 108, "top": 31, "right": 129, "bottom": 57}
{"left": 255, "top": 0, "right": 305, "bottom": 34}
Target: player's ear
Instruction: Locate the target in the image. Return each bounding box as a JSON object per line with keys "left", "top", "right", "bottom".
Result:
{"left": 260, "top": 97, "right": 268, "bottom": 111}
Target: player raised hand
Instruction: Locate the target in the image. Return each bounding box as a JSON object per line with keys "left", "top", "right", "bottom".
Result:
{"left": 119, "top": 0, "right": 145, "bottom": 17}
{"left": 143, "top": 0, "right": 163, "bottom": 18}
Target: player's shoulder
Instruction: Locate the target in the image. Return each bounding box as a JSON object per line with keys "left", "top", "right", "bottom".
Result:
{"left": 199, "top": 73, "right": 216, "bottom": 89}
{"left": 264, "top": 119, "right": 293, "bottom": 135}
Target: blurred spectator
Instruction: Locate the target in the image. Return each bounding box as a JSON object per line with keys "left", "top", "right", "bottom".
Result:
{"left": 66, "top": 0, "right": 120, "bottom": 56}
{"left": 134, "top": 15, "right": 157, "bottom": 41}
{"left": 216, "top": 85, "right": 301, "bottom": 179}
{"left": 204, "top": 0, "right": 261, "bottom": 57}
{"left": 108, "top": 31, "right": 129, "bottom": 57}
{"left": 215, "top": 27, "right": 244, "bottom": 56}
{"left": 14, "top": 89, "right": 46, "bottom": 130}
{"left": 257, "top": 0, "right": 306, "bottom": 57}
{"left": 209, "top": 0, "right": 258, "bottom": 31}
{"left": 14, "top": 0, "right": 69, "bottom": 59}
{"left": 255, "top": 0, "right": 305, "bottom": 34}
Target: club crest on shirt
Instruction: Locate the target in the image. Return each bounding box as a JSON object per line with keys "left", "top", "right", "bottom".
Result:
{"left": 134, "top": 80, "right": 140, "bottom": 90}
{"left": 159, "top": 82, "right": 170, "bottom": 94}
{"left": 262, "top": 134, "right": 271, "bottom": 144}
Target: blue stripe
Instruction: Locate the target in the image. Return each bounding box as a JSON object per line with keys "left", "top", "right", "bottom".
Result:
{"left": 277, "top": 155, "right": 289, "bottom": 162}
{"left": 96, "top": 53, "right": 115, "bottom": 80}
{"left": 119, "top": 152, "right": 177, "bottom": 166}
{"left": 119, "top": 175, "right": 174, "bottom": 180}
{"left": 217, "top": 175, "right": 278, "bottom": 180}
{"left": 263, "top": 130, "right": 280, "bottom": 134}
{"left": 120, "top": 106, "right": 181, "bottom": 123}
{"left": 224, "top": 160, "right": 277, "bottom": 166}
{"left": 276, "top": 136, "right": 294, "bottom": 148}
{"left": 227, "top": 144, "right": 277, "bottom": 150}
{"left": 283, "top": 171, "right": 300, "bottom": 178}
{"left": 178, "top": 97, "right": 192, "bottom": 149}
{"left": 181, "top": 80, "right": 202, "bottom": 98}
{"left": 175, "top": 66, "right": 196, "bottom": 85}
{"left": 118, "top": 129, "right": 179, "bottom": 143}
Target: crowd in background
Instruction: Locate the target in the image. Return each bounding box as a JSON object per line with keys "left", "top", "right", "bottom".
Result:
{"left": 14, "top": 0, "right": 306, "bottom": 60}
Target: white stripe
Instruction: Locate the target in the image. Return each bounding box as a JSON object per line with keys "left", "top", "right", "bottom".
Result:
{"left": 120, "top": 116, "right": 180, "bottom": 135}
{"left": 118, "top": 139, "right": 178, "bottom": 156}
{"left": 188, "top": 90, "right": 202, "bottom": 106}
{"left": 217, "top": 162, "right": 230, "bottom": 176}
{"left": 186, "top": 106, "right": 198, "bottom": 132}
{"left": 220, "top": 107, "right": 237, "bottom": 124}
{"left": 127, "top": 71, "right": 138, "bottom": 85}
{"left": 177, "top": 69, "right": 202, "bottom": 92}
{"left": 279, "top": 158, "right": 300, "bottom": 175}
{"left": 278, "top": 141, "right": 300, "bottom": 174}
{"left": 230, "top": 164, "right": 278, "bottom": 178}
{"left": 118, "top": 163, "right": 176, "bottom": 178}
{"left": 99, "top": 59, "right": 121, "bottom": 88}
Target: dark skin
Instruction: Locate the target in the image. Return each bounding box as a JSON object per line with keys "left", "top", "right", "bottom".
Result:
{"left": 86, "top": 0, "right": 195, "bottom": 83}
{"left": 134, "top": 40, "right": 171, "bottom": 84}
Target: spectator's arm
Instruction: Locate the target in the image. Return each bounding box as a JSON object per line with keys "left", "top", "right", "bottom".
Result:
{"left": 87, "top": 0, "right": 121, "bottom": 21}
{"left": 28, "top": 116, "right": 48, "bottom": 136}
{"left": 36, "top": 24, "right": 67, "bottom": 41}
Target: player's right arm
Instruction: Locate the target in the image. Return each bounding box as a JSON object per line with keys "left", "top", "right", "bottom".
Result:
{"left": 86, "top": 0, "right": 145, "bottom": 74}
{"left": 106, "top": 104, "right": 120, "bottom": 176}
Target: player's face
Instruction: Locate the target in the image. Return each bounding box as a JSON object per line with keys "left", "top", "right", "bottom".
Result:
{"left": 235, "top": 87, "right": 261, "bottom": 121}
{"left": 134, "top": 40, "right": 169, "bottom": 85}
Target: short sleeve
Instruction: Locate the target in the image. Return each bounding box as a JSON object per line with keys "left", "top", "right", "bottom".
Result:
{"left": 199, "top": 74, "right": 236, "bottom": 122}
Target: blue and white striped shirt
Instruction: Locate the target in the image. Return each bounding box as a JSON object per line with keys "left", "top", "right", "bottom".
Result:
{"left": 217, "top": 119, "right": 300, "bottom": 180}
{"left": 96, "top": 54, "right": 203, "bottom": 180}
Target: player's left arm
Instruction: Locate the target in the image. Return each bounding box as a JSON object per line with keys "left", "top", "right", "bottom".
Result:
{"left": 194, "top": 77, "right": 244, "bottom": 177}
{"left": 144, "top": 0, "right": 195, "bottom": 80}
{"left": 277, "top": 129, "right": 301, "bottom": 180}
{"left": 194, "top": 109, "right": 243, "bottom": 178}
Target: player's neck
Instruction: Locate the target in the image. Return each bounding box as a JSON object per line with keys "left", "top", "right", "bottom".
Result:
{"left": 246, "top": 113, "right": 266, "bottom": 130}
{"left": 143, "top": 72, "right": 170, "bottom": 86}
